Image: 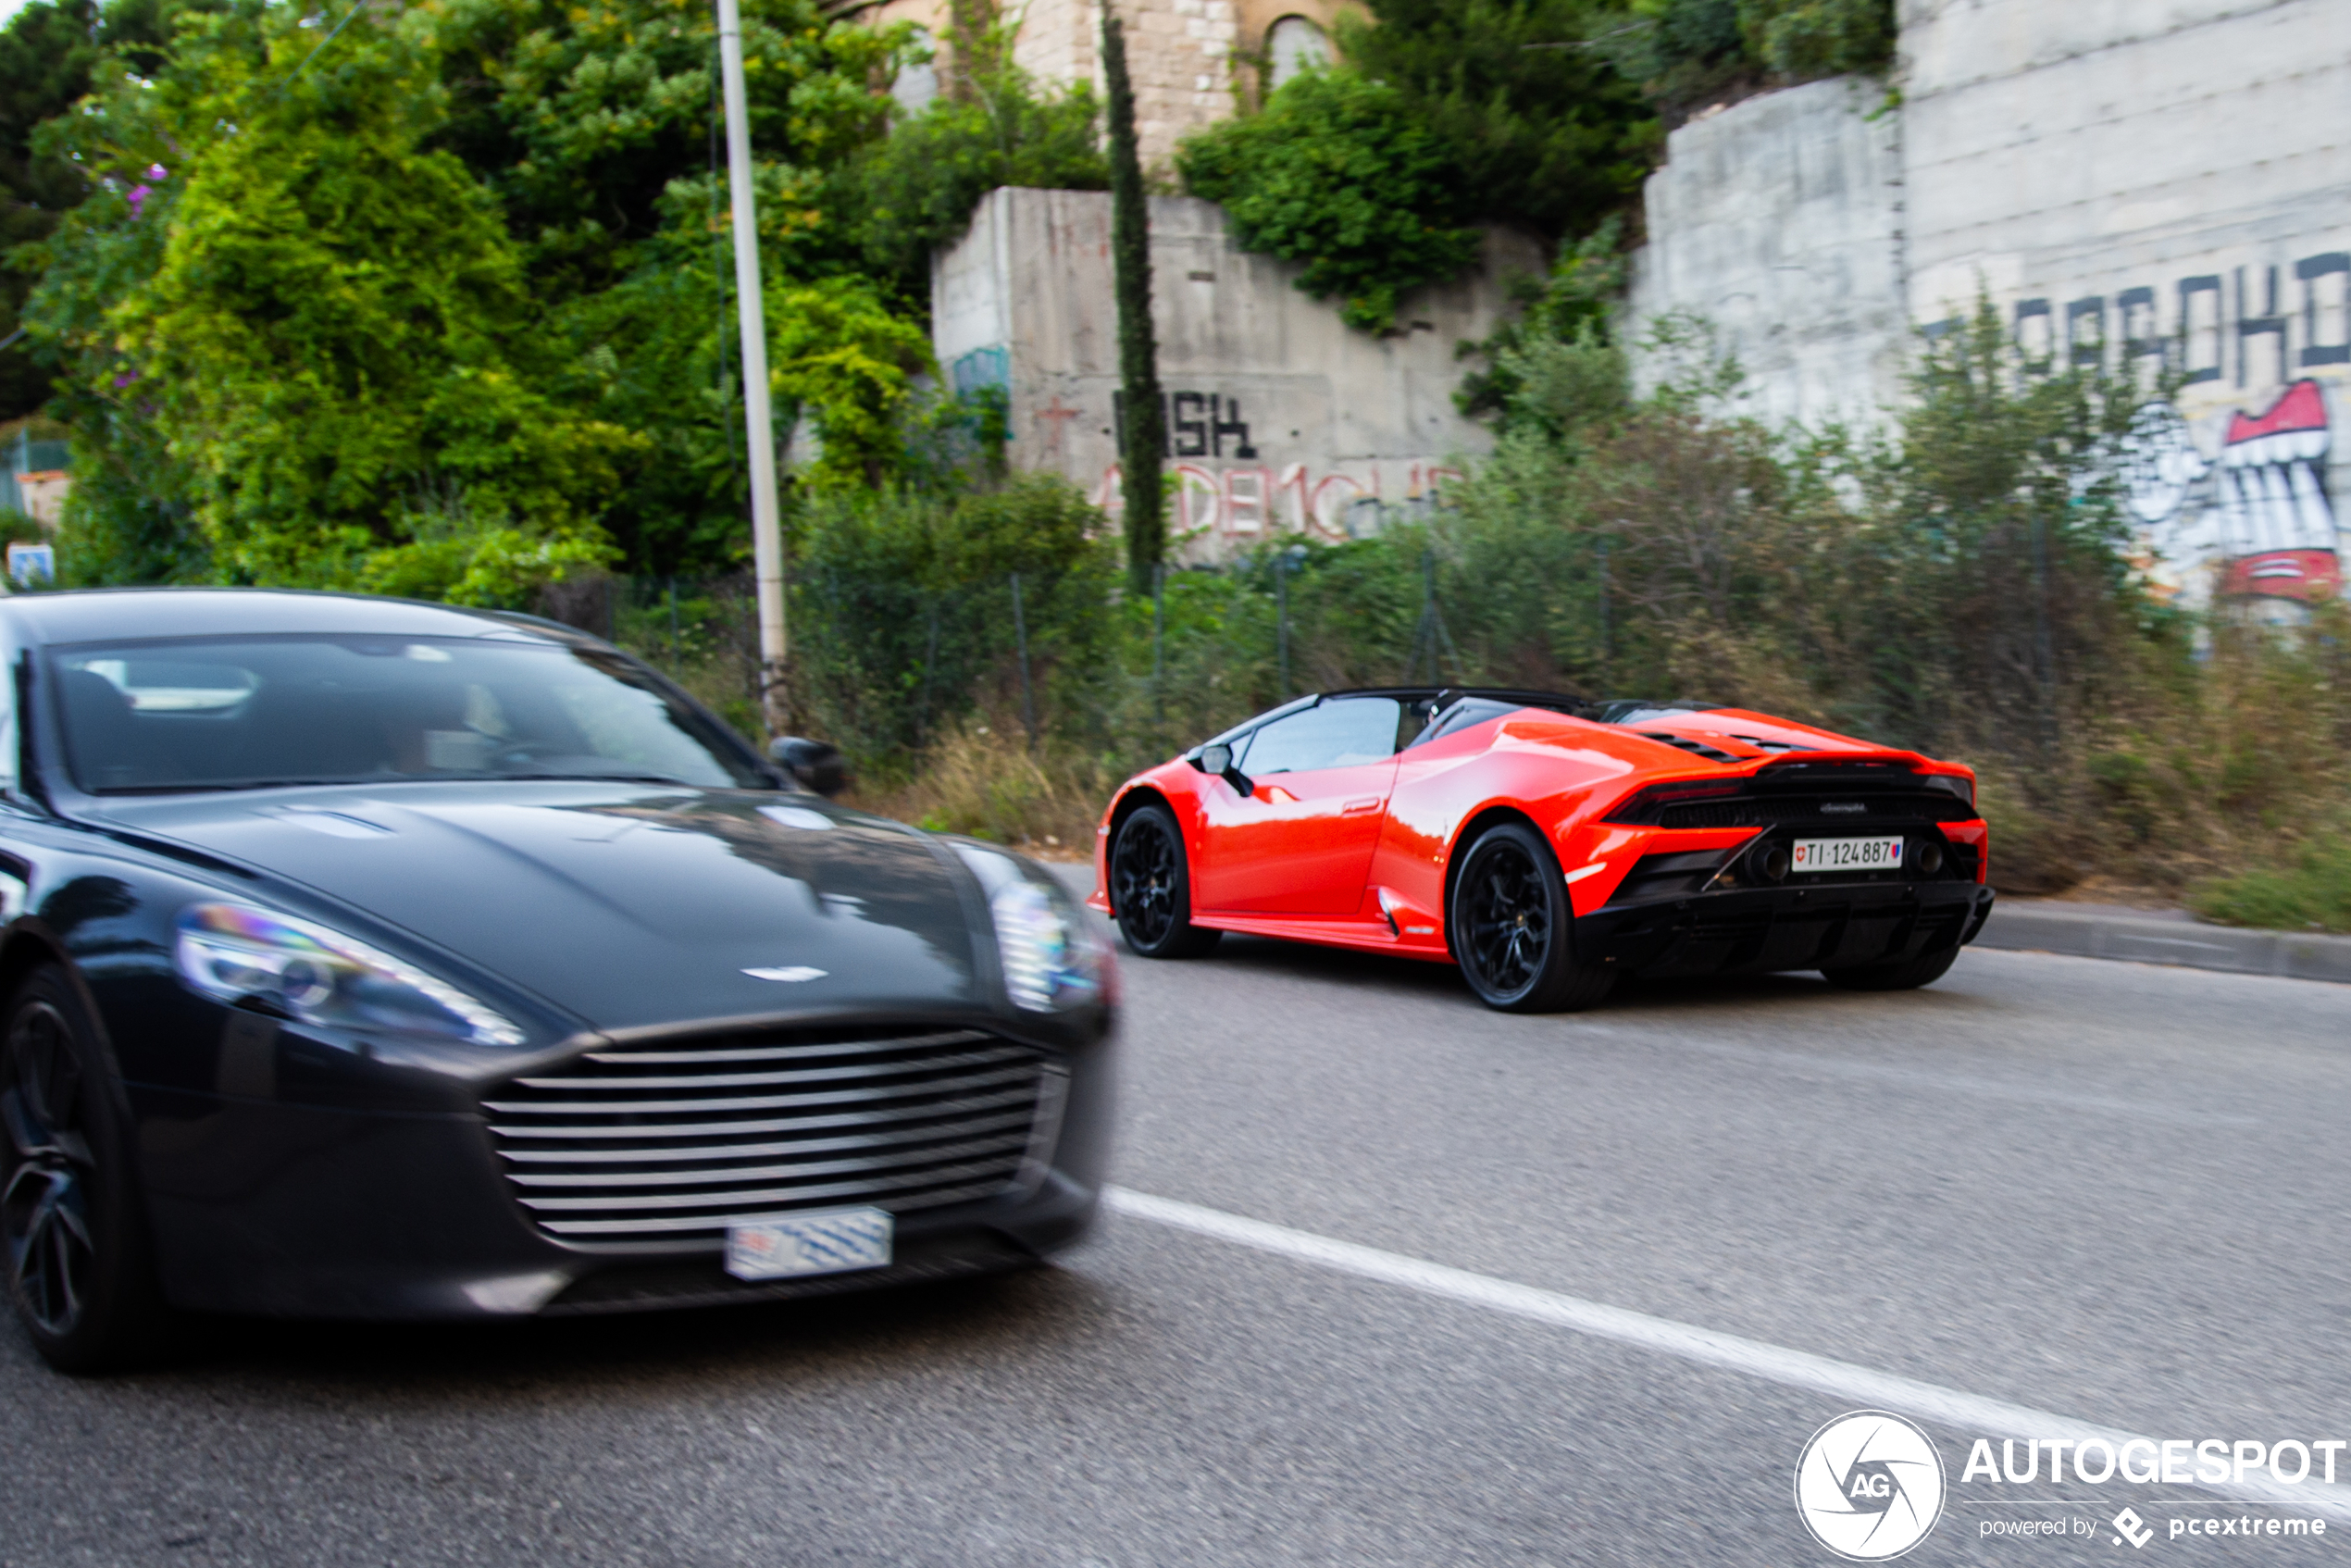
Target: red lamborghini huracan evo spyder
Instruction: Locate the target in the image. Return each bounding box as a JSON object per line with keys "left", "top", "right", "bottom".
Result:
{"left": 1087, "top": 689, "right": 1995, "bottom": 1012}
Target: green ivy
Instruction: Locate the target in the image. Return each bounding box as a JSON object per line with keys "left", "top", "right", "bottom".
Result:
{"left": 1456, "top": 218, "right": 1627, "bottom": 428}
{"left": 1736, "top": 0, "right": 1896, "bottom": 81}
{"left": 847, "top": 17, "right": 1108, "bottom": 306}
{"left": 1176, "top": 68, "right": 1479, "bottom": 335}
{"left": 1338, "top": 0, "right": 1659, "bottom": 243}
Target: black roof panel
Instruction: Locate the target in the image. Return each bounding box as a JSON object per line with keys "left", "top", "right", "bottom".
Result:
{"left": 0, "top": 588, "right": 561, "bottom": 646}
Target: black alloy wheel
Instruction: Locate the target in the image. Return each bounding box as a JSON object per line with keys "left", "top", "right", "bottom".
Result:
{"left": 1, "top": 965, "right": 161, "bottom": 1373}
{"left": 1822, "top": 944, "right": 1960, "bottom": 991}
{"left": 1109, "top": 803, "right": 1220, "bottom": 958}
{"left": 1449, "top": 822, "right": 1614, "bottom": 1013}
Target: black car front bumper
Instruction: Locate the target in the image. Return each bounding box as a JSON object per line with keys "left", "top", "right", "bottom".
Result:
{"left": 127, "top": 1009, "right": 1114, "bottom": 1321}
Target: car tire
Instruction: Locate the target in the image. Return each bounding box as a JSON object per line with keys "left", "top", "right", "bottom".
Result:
{"left": 1449, "top": 821, "right": 1614, "bottom": 1013}
{"left": 1821, "top": 946, "right": 1960, "bottom": 991}
{"left": 1109, "top": 803, "right": 1221, "bottom": 959}
{"left": 2, "top": 964, "right": 167, "bottom": 1374}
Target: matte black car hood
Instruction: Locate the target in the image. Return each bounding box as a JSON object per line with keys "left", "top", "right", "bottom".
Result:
{"left": 86, "top": 783, "right": 984, "bottom": 1032}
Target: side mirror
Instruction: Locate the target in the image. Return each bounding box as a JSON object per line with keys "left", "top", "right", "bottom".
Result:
{"left": 1192, "top": 742, "right": 1250, "bottom": 794}
{"left": 769, "top": 736, "right": 849, "bottom": 798}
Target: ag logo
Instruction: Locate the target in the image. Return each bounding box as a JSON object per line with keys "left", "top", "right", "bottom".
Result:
{"left": 1794, "top": 1411, "right": 1947, "bottom": 1560}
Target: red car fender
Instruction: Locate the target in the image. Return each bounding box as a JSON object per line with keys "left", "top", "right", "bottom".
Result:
{"left": 1089, "top": 764, "right": 1213, "bottom": 915}
{"left": 1375, "top": 716, "right": 1646, "bottom": 936}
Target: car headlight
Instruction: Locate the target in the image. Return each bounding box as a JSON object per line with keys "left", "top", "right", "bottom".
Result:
{"left": 951, "top": 844, "right": 1112, "bottom": 1012}
{"left": 175, "top": 903, "right": 525, "bottom": 1046}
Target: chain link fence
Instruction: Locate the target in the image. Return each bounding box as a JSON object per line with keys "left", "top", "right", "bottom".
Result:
{"left": 536, "top": 531, "right": 1495, "bottom": 785}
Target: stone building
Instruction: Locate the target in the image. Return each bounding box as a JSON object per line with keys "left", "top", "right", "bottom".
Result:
{"left": 827, "top": 0, "right": 1349, "bottom": 172}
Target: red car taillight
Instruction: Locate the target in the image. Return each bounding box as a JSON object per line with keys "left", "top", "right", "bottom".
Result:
{"left": 1599, "top": 780, "right": 1745, "bottom": 826}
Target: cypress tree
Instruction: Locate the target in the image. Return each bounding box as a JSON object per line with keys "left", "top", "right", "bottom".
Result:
{"left": 1101, "top": 8, "right": 1164, "bottom": 591}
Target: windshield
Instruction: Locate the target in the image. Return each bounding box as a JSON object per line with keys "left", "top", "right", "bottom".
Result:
{"left": 50, "top": 634, "right": 771, "bottom": 794}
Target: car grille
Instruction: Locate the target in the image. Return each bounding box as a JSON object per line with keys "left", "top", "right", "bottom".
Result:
{"left": 482, "top": 1024, "right": 1063, "bottom": 1243}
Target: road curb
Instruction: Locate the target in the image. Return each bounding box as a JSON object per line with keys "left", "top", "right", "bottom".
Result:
{"left": 1975, "top": 902, "right": 2351, "bottom": 984}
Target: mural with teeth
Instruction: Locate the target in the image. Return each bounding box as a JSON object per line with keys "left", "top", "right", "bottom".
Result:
{"left": 2121, "top": 378, "right": 2338, "bottom": 606}
{"left": 1985, "top": 250, "right": 2350, "bottom": 608}
{"left": 2217, "top": 380, "right": 2336, "bottom": 598}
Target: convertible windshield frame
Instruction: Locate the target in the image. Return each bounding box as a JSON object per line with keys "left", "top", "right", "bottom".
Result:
{"left": 41, "top": 630, "right": 781, "bottom": 798}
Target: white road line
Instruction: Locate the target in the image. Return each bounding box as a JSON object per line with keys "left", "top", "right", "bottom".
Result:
{"left": 1106, "top": 1186, "right": 2351, "bottom": 1520}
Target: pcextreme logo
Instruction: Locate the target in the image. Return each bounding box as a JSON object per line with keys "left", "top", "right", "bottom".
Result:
{"left": 1795, "top": 1411, "right": 1948, "bottom": 1561}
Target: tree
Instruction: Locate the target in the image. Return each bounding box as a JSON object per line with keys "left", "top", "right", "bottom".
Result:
{"left": 12, "top": 0, "right": 1105, "bottom": 593}
{"left": 26, "top": 2, "right": 626, "bottom": 600}
{"left": 1337, "top": 0, "right": 1658, "bottom": 244}
{"left": 1101, "top": 8, "right": 1163, "bottom": 591}
{"left": 427, "top": 0, "right": 903, "bottom": 300}
{"left": 1735, "top": 0, "right": 1896, "bottom": 82}
{"left": 0, "top": 0, "right": 179, "bottom": 420}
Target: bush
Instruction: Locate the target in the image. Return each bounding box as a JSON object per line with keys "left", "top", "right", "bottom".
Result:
{"left": 787, "top": 473, "right": 1117, "bottom": 774}
{"left": 1456, "top": 219, "right": 1628, "bottom": 428}
{"left": 846, "top": 723, "right": 1112, "bottom": 853}
{"left": 2193, "top": 833, "right": 2351, "bottom": 935}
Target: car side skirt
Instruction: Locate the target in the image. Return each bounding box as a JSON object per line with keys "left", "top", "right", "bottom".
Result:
{"left": 1188, "top": 910, "right": 1459, "bottom": 962}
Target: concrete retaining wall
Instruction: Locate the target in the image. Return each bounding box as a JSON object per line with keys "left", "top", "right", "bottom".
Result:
{"left": 1627, "top": 0, "right": 2351, "bottom": 609}
{"left": 1627, "top": 77, "right": 1909, "bottom": 429}
{"left": 934, "top": 186, "right": 1542, "bottom": 558}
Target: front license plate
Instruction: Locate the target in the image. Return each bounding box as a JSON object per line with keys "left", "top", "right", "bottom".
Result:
{"left": 1790, "top": 836, "right": 1905, "bottom": 874}
{"left": 725, "top": 1207, "right": 893, "bottom": 1281}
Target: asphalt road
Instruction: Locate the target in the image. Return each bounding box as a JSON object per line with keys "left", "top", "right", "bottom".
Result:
{"left": 6, "top": 930, "right": 2351, "bottom": 1567}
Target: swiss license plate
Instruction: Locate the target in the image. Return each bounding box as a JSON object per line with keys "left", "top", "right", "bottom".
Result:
{"left": 725, "top": 1206, "right": 893, "bottom": 1281}
{"left": 1790, "top": 836, "right": 1905, "bottom": 874}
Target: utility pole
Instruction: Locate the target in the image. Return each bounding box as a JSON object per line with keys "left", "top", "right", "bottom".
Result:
{"left": 716, "top": 0, "right": 788, "bottom": 734}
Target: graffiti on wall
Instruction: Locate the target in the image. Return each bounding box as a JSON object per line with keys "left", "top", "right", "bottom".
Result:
{"left": 2000, "top": 248, "right": 2349, "bottom": 604}
{"left": 1943, "top": 253, "right": 2350, "bottom": 388}
{"left": 1110, "top": 391, "right": 1261, "bottom": 459}
{"left": 1063, "top": 387, "right": 1463, "bottom": 554}
{"left": 1088, "top": 458, "right": 1464, "bottom": 545}
{"left": 2119, "top": 378, "right": 2338, "bottom": 604}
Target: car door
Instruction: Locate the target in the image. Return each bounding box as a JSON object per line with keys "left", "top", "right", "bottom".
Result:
{"left": 1191, "top": 696, "right": 1403, "bottom": 916}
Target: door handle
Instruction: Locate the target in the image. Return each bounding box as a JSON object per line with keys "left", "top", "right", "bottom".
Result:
{"left": 1342, "top": 796, "right": 1384, "bottom": 815}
